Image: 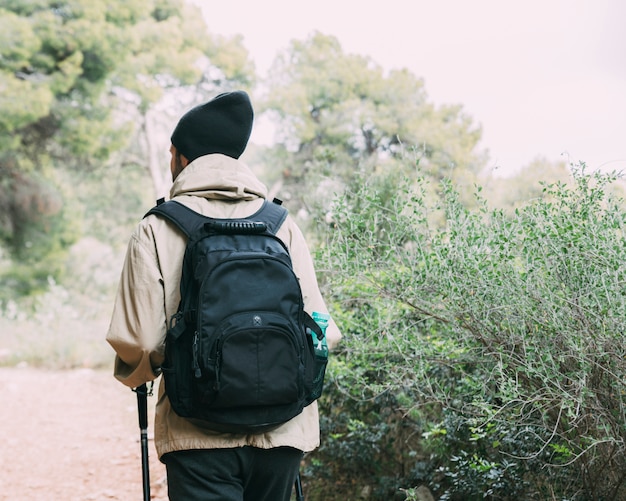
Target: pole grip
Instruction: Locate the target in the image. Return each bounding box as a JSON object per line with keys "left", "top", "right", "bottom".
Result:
{"left": 136, "top": 383, "right": 149, "bottom": 430}
{"left": 135, "top": 383, "right": 151, "bottom": 501}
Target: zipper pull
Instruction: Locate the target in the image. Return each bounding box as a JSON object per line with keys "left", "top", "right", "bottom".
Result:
{"left": 192, "top": 331, "right": 201, "bottom": 378}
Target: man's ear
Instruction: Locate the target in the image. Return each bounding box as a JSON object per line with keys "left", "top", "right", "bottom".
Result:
{"left": 180, "top": 153, "right": 190, "bottom": 167}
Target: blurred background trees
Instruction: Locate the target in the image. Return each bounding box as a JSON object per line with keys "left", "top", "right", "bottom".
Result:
{"left": 0, "top": 0, "right": 253, "bottom": 298}
{"left": 259, "top": 32, "right": 486, "bottom": 225}
{"left": 2, "top": 2, "right": 625, "bottom": 499}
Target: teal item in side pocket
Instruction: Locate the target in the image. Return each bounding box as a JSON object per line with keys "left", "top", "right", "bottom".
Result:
{"left": 311, "top": 311, "right": 330, "bottom": 357}
{"left": 308, "top": 311, "right": 330, "bottom": 401}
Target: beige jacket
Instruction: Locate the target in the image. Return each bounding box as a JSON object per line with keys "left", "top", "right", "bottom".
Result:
{"left": 106, "top": 154, "right": 341, "bottom": 459}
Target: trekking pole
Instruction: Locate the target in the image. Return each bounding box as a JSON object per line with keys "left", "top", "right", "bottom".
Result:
{"left": 294, "top": 472, "right": 305, "bottom": 501}
{"left": 134, "top": 383, "right": 152, "bottom": 501}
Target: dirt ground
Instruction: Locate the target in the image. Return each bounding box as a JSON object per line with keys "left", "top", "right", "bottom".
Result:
{"left": 0, "top": 367, "right": 168, "bottom": 501}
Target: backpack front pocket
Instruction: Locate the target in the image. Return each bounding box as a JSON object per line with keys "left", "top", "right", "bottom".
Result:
{"left": 196, "top": 311, "right": 303, "bottom": 410}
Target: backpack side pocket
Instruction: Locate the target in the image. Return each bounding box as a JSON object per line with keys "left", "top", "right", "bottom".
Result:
{"left": 162, "top": 314, "right": 195, "bottom": 417}
{"left": 304, "top": 312, "right": 328, "bottom": 404}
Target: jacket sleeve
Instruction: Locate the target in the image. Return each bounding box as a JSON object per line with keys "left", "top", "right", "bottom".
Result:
{"left": 106, "top": 224, "right": 167, "bottom": 388}
{"left": 279, "top": 217, "right": 342, "bottom": 349}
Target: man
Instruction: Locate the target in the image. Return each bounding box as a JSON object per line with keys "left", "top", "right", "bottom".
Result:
{"left": 106, "top": 90, "right": 341, "bottom": 501}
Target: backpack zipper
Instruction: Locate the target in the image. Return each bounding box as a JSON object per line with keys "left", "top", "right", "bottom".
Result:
{"left": 192, "top": 331, "right": 201, "bottom": 378}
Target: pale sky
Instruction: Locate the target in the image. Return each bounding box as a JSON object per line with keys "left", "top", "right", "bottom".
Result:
{"left": 192, "top": 0, "right": 625, "bottom": 176}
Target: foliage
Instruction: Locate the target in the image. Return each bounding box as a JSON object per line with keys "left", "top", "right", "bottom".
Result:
{"left": 0, "top": 276, "right": 116, "bottom": 369}
{"left": 0, "top": 166, "right": 82, "bottom": 299}
{"left": 260, "top": 32, "right": 486, "bottom": 220}
{"left": 313, "top": 162, "right": 626, "bottom": 499}
{"left": 0, "top": 0, "right": 254, "bottom": 296}
{"left": 1, "top": 0, "right": 139, "bottom": 159}
{"left": 481, "top": 157, "right": 573, "bottom": 211}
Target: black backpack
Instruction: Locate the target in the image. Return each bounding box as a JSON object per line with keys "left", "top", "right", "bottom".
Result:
{"left": 145, "top": 198, "right": 328, "bottom": 433}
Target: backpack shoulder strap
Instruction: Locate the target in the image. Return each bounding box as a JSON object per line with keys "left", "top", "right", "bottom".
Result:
{"left": 144, "top": 200, "right": 207, "bottom": 238}
{"left": 255, "top": 198, "right": 288, "bottom": 235}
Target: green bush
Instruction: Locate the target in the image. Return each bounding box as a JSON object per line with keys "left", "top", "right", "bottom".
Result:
{"left": 0, "top": 167, "right": 82, "bottom": 301}
{"left": 311, "top": 164, "right": 626, "bottom": 500}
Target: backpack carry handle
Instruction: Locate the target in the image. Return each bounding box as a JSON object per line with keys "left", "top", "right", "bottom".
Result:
{"left": 205, "top": 220, "right": 267, "bottom": 235}
{"left": 145, "top": 199, "right": 287, "bottom": 239}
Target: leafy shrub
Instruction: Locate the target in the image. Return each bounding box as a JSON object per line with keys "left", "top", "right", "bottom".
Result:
{"left": 311, "top": 163, "right": 626, "bottom": 500}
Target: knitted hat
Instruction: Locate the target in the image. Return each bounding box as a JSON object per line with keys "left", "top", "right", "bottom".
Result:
{"left": 170, "top": 90, "right": 254, "bottom": 162}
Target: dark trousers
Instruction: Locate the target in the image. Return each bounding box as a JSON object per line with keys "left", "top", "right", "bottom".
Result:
{"left": 162, "top": 446, "right": 303, "bottom": 501}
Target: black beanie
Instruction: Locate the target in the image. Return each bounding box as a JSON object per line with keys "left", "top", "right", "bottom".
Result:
{"left": 170, "top": 90, "right": 254, "bottom": 162}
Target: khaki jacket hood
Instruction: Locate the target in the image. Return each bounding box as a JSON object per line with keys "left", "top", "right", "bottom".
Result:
{"left": 170, "top": 154, "right": 267, "bottom": 201}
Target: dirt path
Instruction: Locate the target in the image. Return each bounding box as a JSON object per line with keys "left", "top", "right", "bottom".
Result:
{"left": 0, "top": 367, "right": 167, "bottom": 501}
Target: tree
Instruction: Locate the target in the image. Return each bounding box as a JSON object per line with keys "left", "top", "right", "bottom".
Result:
{"left": 0, "top": 0, "right": 254, "bottom": 298}
{"left": 259, "top": 32, "right": 486, "bottom": 217}
{"left": 110, "top": 11, "right": 255, "bottom": 198}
